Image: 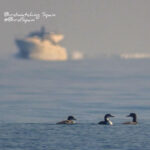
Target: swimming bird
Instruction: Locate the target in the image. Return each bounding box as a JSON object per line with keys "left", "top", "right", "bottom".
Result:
{"left": 98, "top": 114, "right": 115, "bottom": 125}
{"left": 56, "top": 116, "right": 77, "bottom": 124}
{"left": 123, "top": 113, "right": 137, "bottom": 125}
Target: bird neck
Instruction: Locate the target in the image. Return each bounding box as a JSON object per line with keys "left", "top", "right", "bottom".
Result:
{"left": 104, "top": 117, "right": 113, "bottom": 125}
{"left": 132, "top": 116, "right": 137, "bottom": 122}
{"left": 105, "top": 117, "right": 110, "bottom": 122}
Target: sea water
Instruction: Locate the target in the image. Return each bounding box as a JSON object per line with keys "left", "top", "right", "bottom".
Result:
{"left": 0, "top": 58, "right": 150, "bottom": 150}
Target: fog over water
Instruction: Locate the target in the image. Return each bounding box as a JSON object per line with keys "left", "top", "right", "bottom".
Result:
{"left": 1, "top": 0, "right": 150, "bottom": 58}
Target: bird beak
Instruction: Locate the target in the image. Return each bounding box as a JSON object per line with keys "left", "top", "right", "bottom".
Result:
{"left": 111, "top": 115, "right": 115, "bottom": 117}
{"left": 73, "top": 118, "right": 77, "bottom": 120}
{"left": 126, "top": 115, "right": 130, "bottom": 117}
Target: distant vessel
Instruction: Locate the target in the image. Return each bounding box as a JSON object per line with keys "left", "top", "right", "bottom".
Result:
{"left": 71, "top": 51, "right": 84, "bottom": 60}
{"left": 15, "top": 27, "right": 68, "bottom": 61}
{"left": 120, "top": 53, "right": 150, "bottom": 59}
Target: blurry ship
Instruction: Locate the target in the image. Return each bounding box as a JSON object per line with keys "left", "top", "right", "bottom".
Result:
{"left": 15, "top": 27, "right": 68, "bottom": 61}
{"left": 71, "top": 51, "right": 84, "bottom": 60}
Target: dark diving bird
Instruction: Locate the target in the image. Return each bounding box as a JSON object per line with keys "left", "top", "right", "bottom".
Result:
{"left": 56, "top": 116, "right": 77, "bottom": 124}
{"left": 98, "top": 114, "right": 115, "bottom": 125}
{"left": 123, "top": 113, "right": 137, "bottom": 125}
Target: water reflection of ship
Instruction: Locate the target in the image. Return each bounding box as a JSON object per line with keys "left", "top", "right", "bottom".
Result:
{"left": 15, "top": 27, "right": 68, "bottom": 61}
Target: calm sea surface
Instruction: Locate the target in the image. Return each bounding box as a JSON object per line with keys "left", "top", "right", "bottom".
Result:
{"left": 0, "top": 58, "right": 150, "bottom": 150}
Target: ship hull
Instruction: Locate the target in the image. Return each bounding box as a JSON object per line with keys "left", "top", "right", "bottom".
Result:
{"left": 15, "top": 39, "right": 68, "bottom": 61}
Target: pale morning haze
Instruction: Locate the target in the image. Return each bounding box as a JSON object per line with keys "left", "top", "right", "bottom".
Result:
{"left": 0, "top": 0, "right": 150, "bottom": 58}
{"left": 0, "top": 1, "right": 150, "bottom": 150}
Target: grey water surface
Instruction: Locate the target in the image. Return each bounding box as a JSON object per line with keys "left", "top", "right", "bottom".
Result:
{"left": 0, "top": 58, "right": 150, "bottom": 150}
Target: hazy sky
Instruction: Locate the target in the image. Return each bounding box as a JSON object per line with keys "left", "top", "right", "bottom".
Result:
{"left": 0, "top": 0, "right": 150, "bottom": 58}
